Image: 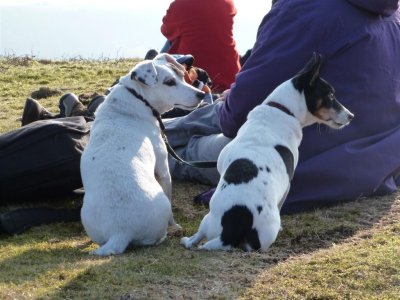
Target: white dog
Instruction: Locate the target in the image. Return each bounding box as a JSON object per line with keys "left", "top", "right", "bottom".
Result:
{"left": 81, "top": 53, "right": 205, "bottom": 256}
{"left": 181, "top": 53, "right": 354, "bottom": 252}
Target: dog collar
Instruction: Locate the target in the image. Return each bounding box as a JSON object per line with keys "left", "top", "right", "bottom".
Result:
{"left": 125, "top": 86, "right": 164, "bottom": 127}
{"left": 266, "top": 101, "right": 295, "bottom": 117}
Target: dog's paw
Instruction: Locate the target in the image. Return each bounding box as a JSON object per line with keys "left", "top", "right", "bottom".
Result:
{"left": 89, "top": 246, "right": 122, "bottom": 256}
{"left": 198, "top": 244, "right": 208, "bottom": 250}
{"left": 89, "top": 248, "right": 113, "bottom": 256}
{"left": 198, "top": 238, "right": 232, "bottom": 251}
{"left": 180, "top": 236, "right": 194, "bottom": 249}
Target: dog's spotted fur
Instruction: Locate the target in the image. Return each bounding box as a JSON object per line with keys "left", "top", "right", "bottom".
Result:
{"left": 274, "top": 145, "right": 295, "bottom": 180}
{"left": 181, "top": 53, "right": 354, "bottom": 252}
{"left": 223, "top": 158, "right": 259, "bottom": 185}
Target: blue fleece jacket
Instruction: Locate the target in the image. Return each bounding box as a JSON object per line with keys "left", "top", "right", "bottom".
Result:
{"left": 218, "top": 0, "right": 400, "bottom": 212}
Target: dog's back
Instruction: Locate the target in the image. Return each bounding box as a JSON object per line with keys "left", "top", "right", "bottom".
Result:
{"left": 207, "top": 106, "right": 300, "bottom": 251}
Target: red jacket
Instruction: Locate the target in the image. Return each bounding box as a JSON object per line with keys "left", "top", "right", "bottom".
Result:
{"left": 161, "top": 0, "right": 241, "bottom": 93}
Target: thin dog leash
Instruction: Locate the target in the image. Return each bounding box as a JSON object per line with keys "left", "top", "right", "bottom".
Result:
{"left": 125, "top": 86, "right": 217, "bottom": 168}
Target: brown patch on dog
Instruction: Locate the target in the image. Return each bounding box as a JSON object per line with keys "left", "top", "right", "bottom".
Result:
{"left": 313, "top": 98, "right": 331, "bottom": 120}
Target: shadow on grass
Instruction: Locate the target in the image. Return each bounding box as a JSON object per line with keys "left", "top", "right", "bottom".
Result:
{"left": 60, "top": 189, "right": 400, "bottom": 298}
{"left": 0, "top": 183, "right": 398, "bottom": 299}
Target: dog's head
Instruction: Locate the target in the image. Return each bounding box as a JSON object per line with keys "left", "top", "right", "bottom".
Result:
{"left": 291, "top": 53, "right": 354, "bottom": 129}
{"left": 119, "top": 53, "right": 205, "bottom": 114}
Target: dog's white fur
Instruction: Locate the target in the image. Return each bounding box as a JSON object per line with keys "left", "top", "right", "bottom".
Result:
{"left": 81, "top": 53, "right": 204, "bottom": 256}
{"left": 181, "top": 55, "right": 353, "bottom": 251}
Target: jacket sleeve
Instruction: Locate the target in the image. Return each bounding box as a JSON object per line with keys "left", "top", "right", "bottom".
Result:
{"left": 161, "top": 0, "right": 183, "bottom": 42}
{"left": 218, "top": 3, "right": 325, "bottom": 138}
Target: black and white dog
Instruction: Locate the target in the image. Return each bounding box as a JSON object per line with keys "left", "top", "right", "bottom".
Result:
{"left": 181, "top": 53, "right": 354, "bottom": 251}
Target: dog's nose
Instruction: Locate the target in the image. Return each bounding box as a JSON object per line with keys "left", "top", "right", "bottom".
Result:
{"left": 348, "top": 112, "right": 355, "bottom": 121}
{"left": 196, "top": 91, "right": 206, "bottom": 99}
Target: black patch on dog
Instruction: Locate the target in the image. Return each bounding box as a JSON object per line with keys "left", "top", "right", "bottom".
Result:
{"left": 223, "top": 158, "right": 258, "bottom": 185}
{"left": 291, "top": 53, "right": 340, "bottom": 119}
{"left": 266, "top": 166, "right": 271, "bottom": 173}
{"left": 196, "top": 91, "right": 205, "bottom": 99}
{"left": 130, "top": 71, "right": 147, "bottom": 85}
{"left": 192, "top": 79, "right": 201, "bottom": 88}
{"left": 221, "top": 205, "right": 261, "bottom": 250}
{"left": 220, "top": 183, "right": 227, "bottom": 191}
{"left": 294, "top": 75, "right": 337, "bottom": 116}
{"left": 257, "top": 206, "right": 263, "bottom": 214}
{"left": 275, "top": 145, "right": 294, "bottom": 180}
{"left": 259, "top": 166, "right": 264, "bottom": 171}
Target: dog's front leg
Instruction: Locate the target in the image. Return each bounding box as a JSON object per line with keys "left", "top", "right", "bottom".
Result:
{"left": 181, "top": 231, "right": 205, "bottom": 249}
{"left": 199, "top": 237, "right": 232, "bottom": 251}
{"left": 155, "top": 169, "right": 180, "bottom": 229}
{"left": 155, "top": 145, "right": 173, "bottom": 199}
{"left": 180, "top": 212, "right": 211, "bottom": 249}
{"left": 155, "top": 150, "right": 181, "bottom": 229}
{"left": 155, "top": 170, "right": 172, "bottom": 200}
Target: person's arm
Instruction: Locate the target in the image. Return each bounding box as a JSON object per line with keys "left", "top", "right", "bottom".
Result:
{"left": 160, "top": 0, "right": 184, "bottom": 43}
{"left": 218, "top": 3, "right": 326, "bottom": 138}
{"left": 160, "top": 40, "right": 172, "bottom": 53}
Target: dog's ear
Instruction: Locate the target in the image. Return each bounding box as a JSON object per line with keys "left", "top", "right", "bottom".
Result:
{"left": 155, "top": 53, "right": 186, "bottom": 72}
{"left": 292, "top": 52, "right": 322, "bottom": 91}
{"left": 130, "top": 61, "right": 158, "bottom": 86}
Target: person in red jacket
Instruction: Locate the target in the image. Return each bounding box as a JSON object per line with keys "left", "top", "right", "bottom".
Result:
{"left": 160, "top": 0, "right": 241, "bottom": 93}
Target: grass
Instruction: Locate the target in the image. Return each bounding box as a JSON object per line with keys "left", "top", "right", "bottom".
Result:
{"left": 0, "top": 56, "right": 399, "bottom": 299}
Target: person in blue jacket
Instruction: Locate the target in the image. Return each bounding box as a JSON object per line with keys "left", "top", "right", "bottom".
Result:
{"left": 165, "top": 0, "right": 400, "bottom": 213}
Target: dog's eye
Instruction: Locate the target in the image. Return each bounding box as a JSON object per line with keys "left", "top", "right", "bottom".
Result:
{"left": 164, "top": 78, "right": 177, "bottom": 86}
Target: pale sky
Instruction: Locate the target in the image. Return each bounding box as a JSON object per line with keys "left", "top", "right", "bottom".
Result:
{"left": 0, "top": 0, "right": 272, "bottom": 59}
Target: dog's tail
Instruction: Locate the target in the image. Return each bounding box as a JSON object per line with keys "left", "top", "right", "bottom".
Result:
{"left": 220, "top": 205, "right": 261, "bottom": 251}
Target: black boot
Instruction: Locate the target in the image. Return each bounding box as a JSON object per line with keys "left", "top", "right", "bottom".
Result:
{"left": 87, "top": 95, "right": 105, "bottom": 114}
{"left": 21, "top": 98, "right": 58, "bottom": 126}
{"left": 58, "top": 93, "right": 89, "bottom": 117}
